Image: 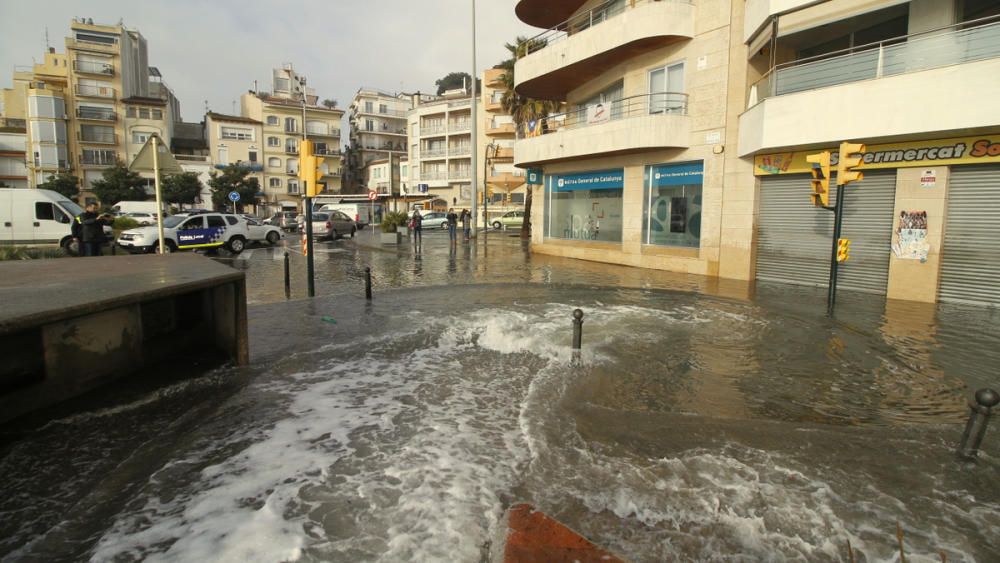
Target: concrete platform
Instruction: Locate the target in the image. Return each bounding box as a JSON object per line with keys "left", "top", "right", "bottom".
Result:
{"left": 0, "top": 254, "right": 248, "bottom": 423}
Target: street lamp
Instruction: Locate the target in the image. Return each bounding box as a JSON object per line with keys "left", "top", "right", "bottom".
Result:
{"left": 483, "top": 142, "right": 498, "bottom": 230}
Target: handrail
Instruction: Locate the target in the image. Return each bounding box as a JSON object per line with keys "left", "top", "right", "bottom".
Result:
{"left": 520, "top": 0, "right": 691, "bottom": 59}
{"left": 516, "top": 92, "right": 687, "bottom": 139}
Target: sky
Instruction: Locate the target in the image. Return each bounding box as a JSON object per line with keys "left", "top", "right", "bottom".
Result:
{"left": 0, "top": 0, "right": 537, "bottom": 122}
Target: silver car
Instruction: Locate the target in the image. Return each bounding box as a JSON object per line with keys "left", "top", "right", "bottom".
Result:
{"left": 300, "top": 211, "right": 357, "bottom": 240}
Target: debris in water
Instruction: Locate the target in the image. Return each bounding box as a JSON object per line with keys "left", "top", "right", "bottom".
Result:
{"left": 321, "top": 316, "right": 337, "bottom": 324}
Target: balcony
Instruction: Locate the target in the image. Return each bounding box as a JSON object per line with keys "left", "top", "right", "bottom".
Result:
{"left": 422, "top": 148, "right": 447, "bottom": 160}
{"left": 739, "top": 17, "right": 1000, "bottom": 156}
{"left": 514, "top": 92, "right": 689, "bottom": 167}
{"left": 488, "top": 171, "right": 527, "bottom": 189}
{"left": 449, "top": 146, "right": 471, "bottom": 157}
{"left": 515, "top": 0, "right": 587, "bottom": 28}
{"left": 78, "top": 130, "right": 116, "bottom": 145}
{"left": 485, "top": 68, "right": 507, "bottom": 88}
{"left": 492, "top": 147, "right": 515, "bottom": 160}
{"left": 74, "top": 84, "right": 115, "bottom": 99}
{"left": 486, "top": 92, "right": 505, "bottom": 112}
{"left": 285, "top": 147, "right": 299, "bottom": 155}
{"left": 448, "top": 122, "right": 471, "bottom": 133}
{"left": 421, "top": 171, "right": 448, "bottom": 181}
{"left": 420, "top": 125, "right": 446, "bottom": 137}
{"left": 72, "top": 59, "right": 114, "bottom": 76}
{"left": 449, "top": 169, "right": 471, "bottom": 179}
{"left": 487, "top": 121, "right": 516, "bottom": 136}
{"left": 314, "top": 148, "right": 342, "bottom": 157}
{"left": 515, "top": 0, "right": 694, "bottom": 100}
{"left": 76, "top": 107, "right": 116, "bottom": 121}
{"left": 80, "top": 152, "right": 117, "bottom": 165}
{"left": 213, "top": 162, "right": 264, "bottom": 171}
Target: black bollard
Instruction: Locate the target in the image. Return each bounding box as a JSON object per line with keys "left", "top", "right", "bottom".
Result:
{"left": 957, "top": 388, "right": 999, "bottom": 460}
{"left": 572, "top": 309, "right": 584, "bottom": 351}
{"left": 283, "top": 251, "right": 290, "bottom": 299}
{"left": 365, "top": 267, "right": 372, "bottom": 300}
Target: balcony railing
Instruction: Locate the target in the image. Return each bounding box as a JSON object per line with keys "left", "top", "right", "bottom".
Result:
{"left": 515, "top": 92, "right": 687, "bottom": 139}
{"left": 449, "top": 146, "right": 471, "bottom": 156}
{"left": 78, "top": 130, "right": 116, "bottom": 144}
{"left": 520, "top": 0, "right": 689, "bottom": 58}
{"left": 285, "top": 147, "right": 299, "bottom": 154}
{"left": 748, "top": 15, "right": 1000, "bottom": 106}
{"left": 34, "top": 158, "right": 70, "bottom": 169}
{"left": 80, "top": 152, "right": 117, "bottom": 165}
{"left": 314, "top": 148, "right": 342, "bottom": 156}
{"left": 75, "top": 84, "right": 115, "bottom": 99}
{"left": 421, "top": 171, "right": 448, "bottom": 180}
{"left": 73, "top": 60, "right": 114, "bottom": 75}
{"left": 421, "top": 125, "right": 446, "bottom": 135}
{"left": 450, "top": 169, "right": 471, "bottom": 179}
{"left": 422, "top": 148, "right": 447, "bottom": 158}
{"left": 449, "top": 122, "right": 471, "bottom": 132}
{"left": 77, "top": 107, "right": 116, "bottom": 121}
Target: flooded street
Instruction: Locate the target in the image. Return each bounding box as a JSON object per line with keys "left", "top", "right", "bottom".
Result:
{"left": 1, "top": 230, "right": 998, "bottom": 562}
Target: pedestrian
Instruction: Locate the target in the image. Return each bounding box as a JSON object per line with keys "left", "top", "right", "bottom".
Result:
{"left": 461, "top": 209, "right": 470, "bottom": 240}
{"left": 411, "top": 208, "right": 423, "bottom": 245}
{"left": 446, "top": 208, "right": 458, "bottom": 243}
{"left": 75, "top": 203, "right": 113, "bottom": 257}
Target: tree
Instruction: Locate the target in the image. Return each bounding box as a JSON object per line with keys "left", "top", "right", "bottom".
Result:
{"left": 89, "top": 164, "right": 148, "bottom": 206}
{"left": 208, "top": 165, "right": 260, "bottom": 211}
{"left": 435, "top": 71, "right": 480, "bottom": 95}
{"left": 162, "top": 172, "right": 203, "bottom": 206}
{"left": 497, "top": 36, "right": 561, "bottom": 239}
{"left": 37, "top": 173, "right": 82, "bottom": 200}
{"left": 322, "top": 98, "right": 338, "bottom": 109}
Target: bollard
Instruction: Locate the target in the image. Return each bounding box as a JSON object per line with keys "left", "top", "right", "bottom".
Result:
{"left": 572, "top": 309, "right": 584, "bottom": 350}
{"left": 957, "top": 388, "right": 999, "bottom": 460}
{"left": 365, "top": 267, "right": 372, "bottom": 300}
{"left": 283, "top": 251, "right": 291, "bottom": 299}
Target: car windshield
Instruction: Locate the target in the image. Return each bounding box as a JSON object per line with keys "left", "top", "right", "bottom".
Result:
{"left": 163, "top": 216, "right": 186, "bottom": 228}
{"left": 57, "top": 199, "right": 84, "bottom": 217}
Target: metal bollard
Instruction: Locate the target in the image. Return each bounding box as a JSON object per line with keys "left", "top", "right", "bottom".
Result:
{"left": 572, "top": 309, "right": 584, "bottom": 350}
{"left": 365, "top": 267, "right": 372, "bottom": 300}
{"left": 283, "top": 251, "right": 290, "bottom": 299}
{"left": 957, "top": 388, "right": 999, "bottom": 460}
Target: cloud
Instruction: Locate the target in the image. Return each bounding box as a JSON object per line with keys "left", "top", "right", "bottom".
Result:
{"left": 0, "top": 0, "right": 538, "bottom": 123}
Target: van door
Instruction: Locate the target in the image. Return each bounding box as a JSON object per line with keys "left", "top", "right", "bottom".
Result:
{"left": 10, "top": 191, "right": 34, "bottom": 244}
{"left": 33, "top": 200, "right": 72, "bottom": 244}
{"left": 0, "top": 191, "right": 13, "bottom": 243}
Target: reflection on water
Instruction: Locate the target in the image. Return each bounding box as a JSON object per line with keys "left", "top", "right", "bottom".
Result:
{"left": 1, "top": 234, "right": 998, "bottom": 561}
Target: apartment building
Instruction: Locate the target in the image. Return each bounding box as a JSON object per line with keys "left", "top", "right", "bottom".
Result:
{"left": 513, "top": 0, "right": 749, "bottom": 279}
{"left": 740, "top": 0, "right": 1000, "bottom": 305}
{"left": 479, "top": 67, "right": 527, "bottom": 219}
{"left": 204, "top": 111, "right": 264, "bottom": 204}
{"left": 0, "top": 18, "right": 181, "bottom": 203}
{"left": 407, "top": 91, "right": 474, "bottom": 208}
{"left": 0, "top": 121, "right": 29, "bottom": 188}
{"left": 346, "top": 88, "right": 411, "bottom": 193}
{"left": 241, "top": 65, "right": 344, "bottom": 212}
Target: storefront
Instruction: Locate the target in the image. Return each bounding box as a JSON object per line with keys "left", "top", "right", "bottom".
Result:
{"left": 643, "top": 161, "right": 704, "bottom": 249}
{"left": 544, "top": 169, "right": 624, "bottom": 242}
{"left": 939, "top": 163, "right": 1000, "bottom": 305}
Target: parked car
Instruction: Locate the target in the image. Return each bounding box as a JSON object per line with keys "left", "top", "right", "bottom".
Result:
{"left": 112, "top": 200, "right": 166, "bottom": 215}
{"left": 492, "top": 210, "right": 525, "bottom": 230}
{"left": 121, "top": 211, "right": 157, "bottom": 225}
{"left": 300, "top": 211, "right": 357, "bottom": 240}
{"left": 317, "top": 203, "right": 377, "bottom": 229}
{"left": 417, "top": 211, "right": 449, "bottom": 229}
{"left": 243, "top": 216, "right": 282, "bottom": 245}
{"left": 117, "top": 212, "right": 250, "bottom": 254}
{"left": 0, "top": 188, "right": 111, "bottom": 253}
{"left": 264, "top": 211, "right": 299, "bottom": 232}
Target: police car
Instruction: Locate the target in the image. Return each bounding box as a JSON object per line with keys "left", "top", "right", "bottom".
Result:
{"left": 116, "top": 212, "right": 250, "bottom": 254}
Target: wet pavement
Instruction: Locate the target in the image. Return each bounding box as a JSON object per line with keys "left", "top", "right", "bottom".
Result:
{"left": 1, "top": 228, "right": 998, "bottom": 562}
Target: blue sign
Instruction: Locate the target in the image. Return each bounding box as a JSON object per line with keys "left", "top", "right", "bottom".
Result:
{"left": 417, "top": 183, "right": 429, "bottom": 193}
{"left": 651, "top": 162, "right": 703, "bottom": 187}
{"left": 177, "top": 227, "right": 226, "bottom": 249}
{"left": 527, "top": 168, "right": 543, "bottom": 185}
{"left": 552, "top": 169, "right": 624, "bottom": 192}
{"left": 228, "top": 191, "right": 241, "bottom": 202}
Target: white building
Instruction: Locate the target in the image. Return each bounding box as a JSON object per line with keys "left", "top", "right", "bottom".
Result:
{"left": 407, "top": 90, "right": 473, "bottom": 209}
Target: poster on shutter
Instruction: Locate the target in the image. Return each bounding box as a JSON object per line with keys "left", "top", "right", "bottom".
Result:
{"left": 892, "top": 210, "right": 930, "bottom": 261}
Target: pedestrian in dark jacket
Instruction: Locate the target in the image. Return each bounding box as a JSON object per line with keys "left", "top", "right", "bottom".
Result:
{"left": 76, "top": 203, "right": 113, "bottom": 257}
{"left": 446, "top": 208, "right": 458, "bottom": 243}
{"left": 411, "top": 209, "right": 423, "bottom": 245}
{"left": 460, "top": 209, "right": 470, "bottom": 240}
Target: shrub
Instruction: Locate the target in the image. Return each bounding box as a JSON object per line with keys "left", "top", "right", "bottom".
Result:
{"left": 0, "top": 246, "right": 68, "bottom": 261}
{"left": 380, "top": 211, "right": 409, "bottom": 233}
{"left": 113, "top": 217, "right": 140, "bottom": 231}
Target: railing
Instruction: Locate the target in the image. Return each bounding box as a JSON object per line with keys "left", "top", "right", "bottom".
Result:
{"left": 73, "top": 60, "right": 114, "bottom": 75}
{"left": 75, "top": 84, "right": 115, "bottom": 99}
{"left": 515, "top": 92, "right": 687, "bottom": 139}
{"left": 80, "top": 152, "right": 117, "bottom": 165}
{"left": 421, "top": 171, "right": 448, "bottom": 180}
{"left": 489, "top": 92, "right": 505, "bottom": 104}
{"left": 450, "top": 169, "right": 471, "bottom": 179}
{"left": 520, "top": 0, "right": 690, "bottom": 58}
{"left": 77, "top": 107, "right": 116, "bottom": 121}
{"left": 489, "top": 121, "right": 516, "bottom": 133}
{"left": 449, "top": 146, "right": 471, "bottom": 156}
{"left": 422, "top": 148, "right": 447, "bottom": 158}
{"left": 421, "top": 125, "right": 446, "bottom": 135}
{"left": 1, "top": 117, "right": 27, "bottom": 128}
{"left": 448, "top": 99, "right": 472, "bottom": 108}
{"left": 174, "top": 154, "right": 210, "bottom": 163}
{"left": 748, "top": 15, "right": 1000, "bottom": 106}
{"left": 315, "top": 148, "right": 342, "bottom": 156}
{"left": 34, "top": 158, "right": 70, "bottom": 169}
{"left": 286, "top": 168, "right": 298, "bottom": 175}
{"left": 285, "top": 147, "right": 299, "bottom": 154}
{"left": 78, "top": 130, "right": 116, "bottom": 144}
{"left": 449, "top": 122, "right": 471, "bottom": 132}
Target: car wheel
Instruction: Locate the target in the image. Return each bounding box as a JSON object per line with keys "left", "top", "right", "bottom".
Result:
{"left": 492, "top": 221, "right": 502, "bottom": 229}
{"left": 155, "top": 240, "right": 177, "bottom": 254}
{"left": 227, "top": 236, "right": 246, "bottom": 254}
{"left": 331, "top": 229, "right": 339, "bottom": 240}
{"left": 61, "top": 237, "right": 79, "bottom": 256}
{"left": 266, "top": 231, "right": 280, "bottom": 244}
{"left": 441, "top": 221, "right": 448, "bottom": 229}
{"left": 350, "top": 227, "right": 356, "bottom": 238}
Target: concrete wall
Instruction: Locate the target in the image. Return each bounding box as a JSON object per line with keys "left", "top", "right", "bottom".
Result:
{"left": 885, "top": 166, "right": 949, "bottom": 302}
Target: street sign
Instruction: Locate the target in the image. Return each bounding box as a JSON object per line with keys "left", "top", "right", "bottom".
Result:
{"left": 527, "top": 169, "right": 543, "bottom": 185}
{"left": 228, "top": 191, "right": 241, "bottom": 202}
{"left": 417, "top": 183, "right": 429, "bottom": 193}
{"left": 367, "top": 191, "right": 378, "bottom": 200}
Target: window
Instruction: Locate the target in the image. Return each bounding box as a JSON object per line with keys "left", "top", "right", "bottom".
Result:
{"left": 207, "top": 215, "right": 226, "bottom": 228}
{"left": 221, "top": 127, "right": 253, "bottom": 140}
{"left": 306, "top": 121, "right": 327, "bottom": 135}
{"left": 365, "top": 119, "right": 374, "bottom": 132}
{"left": 275, "top": 77, "right": 290, "bottom": 92}
{"left": 28, "top": 96, "right": 64, "bottom": 119}
{"left": 267, "top": 116, "right": 279, "bottom": 126}
{"left": 643, "top": 162, "right": 703, "bottom": 248}
{"left": 152, "top": 109, "right": 163, "bottom": 120}
{"left": 545, "top": 169, "right": 624, "bottom": 242}
{"left": 81, "top": 124, "right": 114, "bottom": 143}
{"left": 79, "top": 104, "right": 114, "bottom": 120}
{"left": 288, "top": 180, "right": 299, "bottom": 194}
{"left": 268, "top": 137, "right": 280, "bottom": 147}
{"left": 132, "top": 132, "right": 151, "bottom": 144}
{"left": 364, "top": 101, "right": 373, "bottom": 112}
{"left": 35, "top": 202, "right": 55, "bottom": 221}
{"left": 139, "top": 108, "right": 150, "bottom": 119}
{"left": 226, "top": 216, "right": 238, "bottom": 225}
{"left": 284, "top": 117, "right": 297, "bottom": 133}
{"left": 401, "top": 165, "right": 408, "bottom": 177}
{"left": 126, "top": 106, "right": 136, "bottom": 118}
{"left": 268, "top": 157, "right": 281, "bottom": 168}
{"left": 180, "top": 217, "right": 205, "bottom": 230}
{"left": 648, "top": 62, "right": 685, "bottom": 114}
{"left": 248, "top": 151, "right": 257, "bottom": 163}
{"left": 82, "top": 149, "right": 116, "bottom": 165}
{"left": 269, "top": 177, "right": 281, "bottom": 188}
{"left": 218, "top": 147, "right": 229, "bottom": 165}
{"left": 379, "top": 104, "right": 388, "bottom": 114}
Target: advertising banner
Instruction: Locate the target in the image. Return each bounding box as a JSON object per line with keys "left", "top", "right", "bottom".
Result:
{"left": 754, "top": 135, "right": 1000, "bottom": 176}
{"left": 553, "top": 169, "right": 624, "bottom": 192}
{"left": 177, "top": 227, "right": 226, "bottom": 249}
{"left": 651, "top": 161, "right": 704, "bottom": 187}
{"left": 586, "top": 103, "right": 610, "bottom": 125}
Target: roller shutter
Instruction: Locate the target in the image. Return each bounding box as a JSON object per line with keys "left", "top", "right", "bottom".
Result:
{"left": 939, "top": 165, "right": 1000, "bottom": 305}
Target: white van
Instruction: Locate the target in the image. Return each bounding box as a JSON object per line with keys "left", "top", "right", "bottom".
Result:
{"left": 0, "top": 189, "right": 110, "bottom": 251}
{"left": 317, "top": 203, "right": 381, "bottom": 229}
{"left": 113, "top": 201, "right": 163, "bottom": 215}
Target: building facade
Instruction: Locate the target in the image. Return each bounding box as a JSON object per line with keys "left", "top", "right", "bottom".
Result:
{"left": 204, "top": 111, "right": 264, "bottom": 207}
{"left": 407, "top": 91, "right": 474, "bottom": 209}
{"left": 0, "top": 122, "right": 29, "bottom": 188}
{"left": 479, "top": 67, "right": 527, "bottom": 222}
{"left": 346, "top": 88, "right": 412, "bottom": 194}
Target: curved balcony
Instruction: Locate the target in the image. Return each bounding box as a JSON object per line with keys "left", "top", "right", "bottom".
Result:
{"left": 515, "top": 0, "right": 588, "bottom": 28}
{"left": 514, "top": 93, "right": 689, "bottom": 167}
{"left": 515, "top": 0, "right": 694, "bottom": 101}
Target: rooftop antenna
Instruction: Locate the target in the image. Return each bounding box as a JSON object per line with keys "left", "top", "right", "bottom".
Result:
{"left": 204, "top": 99, "right": 209, "bottom": 113}
{"left": 44, "top": 27, "right": 50, "bottom": 51}
{"left": 232, "top": 100, "right": 236, "bottom": 114}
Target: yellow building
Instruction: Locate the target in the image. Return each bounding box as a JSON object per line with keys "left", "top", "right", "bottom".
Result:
{"left": 479, "top": 67, "right": 527, "bottom": 222}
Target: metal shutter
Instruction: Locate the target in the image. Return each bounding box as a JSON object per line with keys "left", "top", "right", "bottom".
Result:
{"left": 939, "top": 165, "right": 1000, "bottom": 305}
{"left": 756, "top": 171, "right": 896, "bottom": 294}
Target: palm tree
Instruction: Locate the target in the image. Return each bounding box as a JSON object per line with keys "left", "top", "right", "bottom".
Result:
{"left": 497, "top": 36, "right": 561, "bottom": 239}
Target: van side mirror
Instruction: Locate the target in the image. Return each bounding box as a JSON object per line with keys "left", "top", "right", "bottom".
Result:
{"left": 59, "top": 214, "right": 70, "bottom": 224}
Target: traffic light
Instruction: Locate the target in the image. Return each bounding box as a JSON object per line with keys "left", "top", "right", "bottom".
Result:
{"left": 837, "top": 238, "right": 851, "bottom": 262}
{"left": 298, "top": 140, "right": 326, "bottom": 197}
{"left": 837, "top": 142, "right": 866, "bottom": 186}
{"left": 806, "top": 150, "right": 831, "bottom": 207}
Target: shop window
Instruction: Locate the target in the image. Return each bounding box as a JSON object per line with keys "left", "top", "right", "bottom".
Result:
{"left": 642, "top": 162, "right": 703, "bottom": 248}
{"left": 545, "top": 169, "right": 624, "bottom": 242}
